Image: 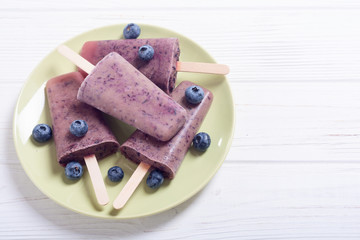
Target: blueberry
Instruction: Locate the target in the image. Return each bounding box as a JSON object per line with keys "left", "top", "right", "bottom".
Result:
{"left": 32, "top": 124, "right": 52, "bottom": 143}
{"left": 107, "top": 166, "right": 124, "bottom": 182}
{"left": 193, "top": 132, "right": 211, "bottom": 151}
{"left": 146, "top": 170, "right": 164, "bottom": 189}
{"left": 70, "top": 120, "right": 88, "bottom": 137}
{"left": 65, "top": 162, "right": 83, "bottom": 180}
{"left": 185, "top": 85, "right": 205, "bottom": 104}
{"left": 123, "top": 23, "right": 141, "bottom": 39}
{"left": 138, "top": 45, "right": 154, "bottom": 61}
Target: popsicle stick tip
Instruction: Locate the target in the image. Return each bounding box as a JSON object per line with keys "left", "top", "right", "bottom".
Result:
{"left": 99, "top": 198, "right": 110, "bottom": 206}
{"left": 223, "top": 65, "right": 230, "bottom": 75}
{"left": 57, "top": 45, "right": 74, "bottom": 57}
{"left": 84, "top": 154, "right": 110, "bottom": 206}
{"left": 56, "top": 45, "right": 95, "bottom": 74}
{"left": 113, "top": 162, "right": 151, "bottom": 209}
{"left": 113, "top": 198, "right": 125, "bottom": 210}
{"left": 57, "top": 44, "right": 68, "bottom": 52}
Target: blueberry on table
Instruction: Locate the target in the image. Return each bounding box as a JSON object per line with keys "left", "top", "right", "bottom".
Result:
{"left": 70, "top": 120, "right": 88, "bottom": 137}
{"left": 32, "top": 123, "right": 52, "bottom": 143}
{"left": 146, "top": 169, "right": 164, "bottom": 189}
{"left": 123, "top": 23, "right": 141, "bottom": 39}
{"left": 138, "top": 45, "right": 154, "bottom": 61}
{"left": 193, "top": 132, "right": 211, "bottom": 152}
{"left": 185, "top": 85, "right": 205, "bottom": 104}
{"left": 65, "top": 162, "right": 83, "bottom": 180}
{"left": 107, "top": 166, "right": 124, "bottom": 182}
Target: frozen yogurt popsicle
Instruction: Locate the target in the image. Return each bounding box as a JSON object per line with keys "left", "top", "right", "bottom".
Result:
{"left": 77, "top": 51, "right": 188, "bottom": 142}
{"left": 120, "top": 81, "right": 213, "bottom": 179}
{"left": 46, "top": 72, "right": 119, "bottom": 166}
{"left": 80, "top": 38, "right": 180, "bottom": 94}
{"left": 79, "top": 38, "right": 229, "bottom": 94}
{"left": 113, "top": 81, "right": 213, "bottom": 209}
{"left": 46, "top": 71, "right": 119, "bottom": 205}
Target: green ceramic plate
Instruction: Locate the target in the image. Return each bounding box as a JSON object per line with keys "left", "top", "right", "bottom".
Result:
{"left": 13, "top": 24, "right": 235, "bottom": 219}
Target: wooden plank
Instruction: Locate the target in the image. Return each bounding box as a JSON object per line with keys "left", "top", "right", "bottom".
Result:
{"left": 229, "top": 81, "right": 360, "bottom": 162}
{"left": 2, "top": 163, "right": 360, "bottom": 239}
{"left": 2, "top": 0, "right": 360, "bottom": 10}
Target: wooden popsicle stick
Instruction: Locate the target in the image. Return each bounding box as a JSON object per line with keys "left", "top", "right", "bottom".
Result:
{"left": 113, "top": 162, "right": 151, "bottom": 209}
{"left": 84, "top": 154, "right": 110, "bottom": 206}
{"left": 57, "top": 45, "right": 95, "bottom": 74}
{"left": 176, "top": 61, "right": 230, "bottom": 75}
{"left": 58, "top": 44, "right": 230, "bottom": 76}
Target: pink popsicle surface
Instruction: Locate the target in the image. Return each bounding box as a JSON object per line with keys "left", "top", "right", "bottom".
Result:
{"left": 120, "top": 81, "right": 213, "bottom": 179}
{"left": 77, "top": 52, "right": 187, "bottom": 142}
{"left": 46, "top": 72, "right": 120, "bottom": 166}
{"left": 79, "top": 38, "right": 180, "bottom": 94}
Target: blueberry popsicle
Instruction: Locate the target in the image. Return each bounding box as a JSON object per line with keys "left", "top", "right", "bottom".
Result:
{"left": 80, "top": 38, "right": 179, "bottom": 94}
{"left": 46, "top": 72, "right": 119, "bottom": 166}
{"left": 120, "top": 81, "right": 213, "bottom": 179}
{"left": 77, "top": 51, "right": 188, "bottom": 142}
{"left": 46, "top": 72, "right": 119, "bottom": 205}
{"left": 113, "top": 81, "right": 213, "bottom": 209}
{"left": 79, "top": 38, "right": 229, "bottom": 94}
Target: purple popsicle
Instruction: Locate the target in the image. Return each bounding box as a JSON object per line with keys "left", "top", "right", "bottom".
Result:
{"left": 79, "top": 38, "right": 180, "bottom": 94}
{"left": 77, "top": 52, "right": 188, "bottom": 142}
{"left": 120, "top": 81, "right": 213, "bottom": 179}
{"left": 46, "top": 72, "right": 119, "bottom": 166}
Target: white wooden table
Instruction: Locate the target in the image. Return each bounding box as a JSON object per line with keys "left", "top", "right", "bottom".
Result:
{"left": 3, "top": 0, "right": 360, "bottom": 239}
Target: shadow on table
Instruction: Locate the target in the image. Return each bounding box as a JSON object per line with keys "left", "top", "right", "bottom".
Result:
{"left": 10, "top": 172, "right": 201, "bottom": 236}
{"left": 7, "top": 113, "right": 203, "bottom": 237}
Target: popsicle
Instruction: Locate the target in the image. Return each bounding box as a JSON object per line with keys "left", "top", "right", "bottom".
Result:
{"left": 79, "top": 38, "right": 229, "bottom": 94}
{"left": 57, "top": 45, "right": 188, "bottom": 142}
{"left": 113, "top": 80, "right": 213, "bottom": 209}
{"left": 46, "top": 71, "right": 120, "bottom": 205}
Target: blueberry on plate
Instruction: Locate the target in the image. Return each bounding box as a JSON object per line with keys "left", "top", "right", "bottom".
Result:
{"left": 138, "top": 45, "right": 154, "bottom": 61}
{"left": 32, "top": 123, "right": 52, "bottom": 143}
{"left": 65, "top": 162, "right": 83, "bottom": 180}
{"left": 123, "top": 23, "right": 141, "bottom": 39}
{"left": 107, "top": 166, "right": 124, "bottom": 182}
{"left": 146, "top": 169, "right": 164, "bottom": 189}
{"left": 185, "top": 85, "right": 205, "bottom": 104}
{"left": 193, "top": 132, "right": 211, "bottom": 152}
{"left": 70, "top": 120, "right": 88, "bottom": 137}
